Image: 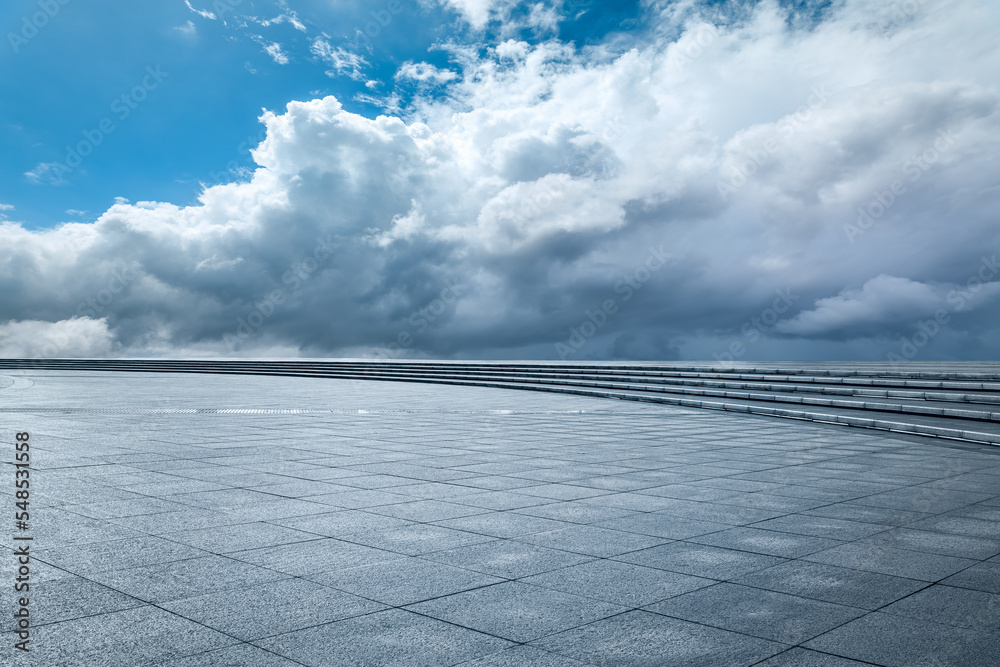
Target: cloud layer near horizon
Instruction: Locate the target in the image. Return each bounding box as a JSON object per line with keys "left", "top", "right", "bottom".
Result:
{"left": 3, "top": 0, "right": 999, "bottom": 361}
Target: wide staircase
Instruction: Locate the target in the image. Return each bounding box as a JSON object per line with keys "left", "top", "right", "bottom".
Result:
{"left": 2, "top": 359, "right": 1000, "bottom": 447}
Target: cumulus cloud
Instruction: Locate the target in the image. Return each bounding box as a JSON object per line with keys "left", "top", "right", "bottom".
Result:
{"left": 2, "top": 0, "right": 999, "bottom": 360}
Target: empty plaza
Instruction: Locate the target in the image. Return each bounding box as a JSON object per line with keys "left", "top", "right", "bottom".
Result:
{"left": 3, "top": 368, "right": 1000, "bottom": 666}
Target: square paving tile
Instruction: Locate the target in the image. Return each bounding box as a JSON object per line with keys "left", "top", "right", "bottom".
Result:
{"left": 616, "top": 542, "right": 787, "bottom": 580}
{"left": 232, "top": 537, "right": 405, "bottom": 576}
{"left": 312, "top": 557, "right": 503, "bottom": 606}
{"left": 342, "top": 523, "right": 496, "bottom": 555}
{"left": 433, "top": 511, "right": 569, "bottom": 538}
{"left": 423, "top": 539, "right": 592, "bottom": 578}
{"left": 533, "top": 610, "right": 785, "bottom": 666}
{"left": 805, "top": 612, "right": 1000, "bottom": 667}
{"left": 593, "top": 512, "right": 732, "bottom": 540}
{"left": 803, "top": 543, "right": 979, "bottom": 582}
{"left": 2, "top": 575, "right": 143, "bottom": 631}
{"left": 162, "top": 578, "right": 386, "bottom": 640}
{"left": 802, "top": 503, "right": 934, "bottom": 527}
{"left": 905, "top": 514, "right": 1000, "bottom": 539}
{"left": 162, "top": 522, "right": 320, "bottom": 554}
{"left": 753, "top": 647, "right": 884, "bottom": 666}
{"left": 646, "top": 582, "right": 865, "bottom": 644}
{"left": 87, "top": 555, "right": 286, "bottom": 603}
{"left": 269, "top": 509, "right": 414, "bottom": 538}
{"left": 159, "top": 644, "right": 304, "bottom": 666}
{"left": 733, "top": 560, "right": 928, "bottom": 609}
{"left": 879, "top": 584, "right": 1000, "bottom": 629}
{"left": 749, "top": 514, "right": 890, "bottom": 541}
{"left": 687, "top": 527, "right": 844, "bottom": 558}
{"left": 36, "top": 535, "right": 207, "bottom": 574}
{"left": 515, "top": 501, "right": 640, "bottom": 525}
{"left": 855, "top": 528, "right": 1000, "bottom": 560}
{"left": 522, "top": 559, "right": 716, "bottom": 607}
{"left": 407, "top": 581, "right": 626, "bottom": 642}
{"left": 28, "top": 606, "right": 236, "bottom": 666}
{"left": 940, "top": 561, "right": 1000, "bottom": 594}
{"left": 853, "top": 487, "right": 992, "bottom": 513}
{"left": 517, "top": 525, "right": 668, "bottom": 557}
{"left": 458, "top": 645, "right": 591, "bottom": 666}
{"left": 366, "top": 499, "right": 489, "bottom": 522}
{"left": 255, "top": 608, "right": 511, "bottom": 666}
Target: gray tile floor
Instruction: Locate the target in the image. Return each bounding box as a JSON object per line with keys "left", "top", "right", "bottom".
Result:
{"left": 2, "top": 370, "right": 1000, "bottom": 665}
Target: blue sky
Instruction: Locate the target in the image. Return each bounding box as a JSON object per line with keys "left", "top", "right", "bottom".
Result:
{"left": 1, "top": 0, "right": 999, "bottom": 361}
{"left": 1, "top": 0, "right": 644, "bottom": 228}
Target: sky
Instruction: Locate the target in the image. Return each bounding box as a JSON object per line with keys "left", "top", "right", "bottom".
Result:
{"left": 0, "top": 0, "right": 998, "bottom": 362}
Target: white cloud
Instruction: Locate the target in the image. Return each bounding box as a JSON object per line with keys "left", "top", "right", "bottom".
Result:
{"left": 0, "top": 204, "right": 13, "bottom": 211}
{"left": 263, "top": 42, "right": 289, "bottom": 65}
{"left": 526, "top": 2, "right": 561, "bottom": 31}
{"left": 174, "top": 20, "right": 197, "bottom": 36}
{"left": 438, "top": 0, "right": 504, "bottom": 29}
{"left": 2, "top": 0, "right": 999, "bottom": 359}
{"left": 395, "top": 61, "right": 458, "bottom": 84}
{"left": 778, "top": 273, "right": 1000, "bottom": 338}
{"left": 25, "top": 162, "right": 68, "bottom": 186}
{"left": 777, "top": 276, "right": 947, "bottom": 336}
{"left": 311, "top": 38, "right": 368, "bottom": 80}
{"left": 184, "top": 0, "right": 216, "bottom": 20}
{"left": 353, "top": 91, "right": 402, "bottom": 114}
{"left": 257, "top": 12, "right": 307, "bottom": 32}
{"left": 436, "top": 0, "right": 557, "bottom": 33}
